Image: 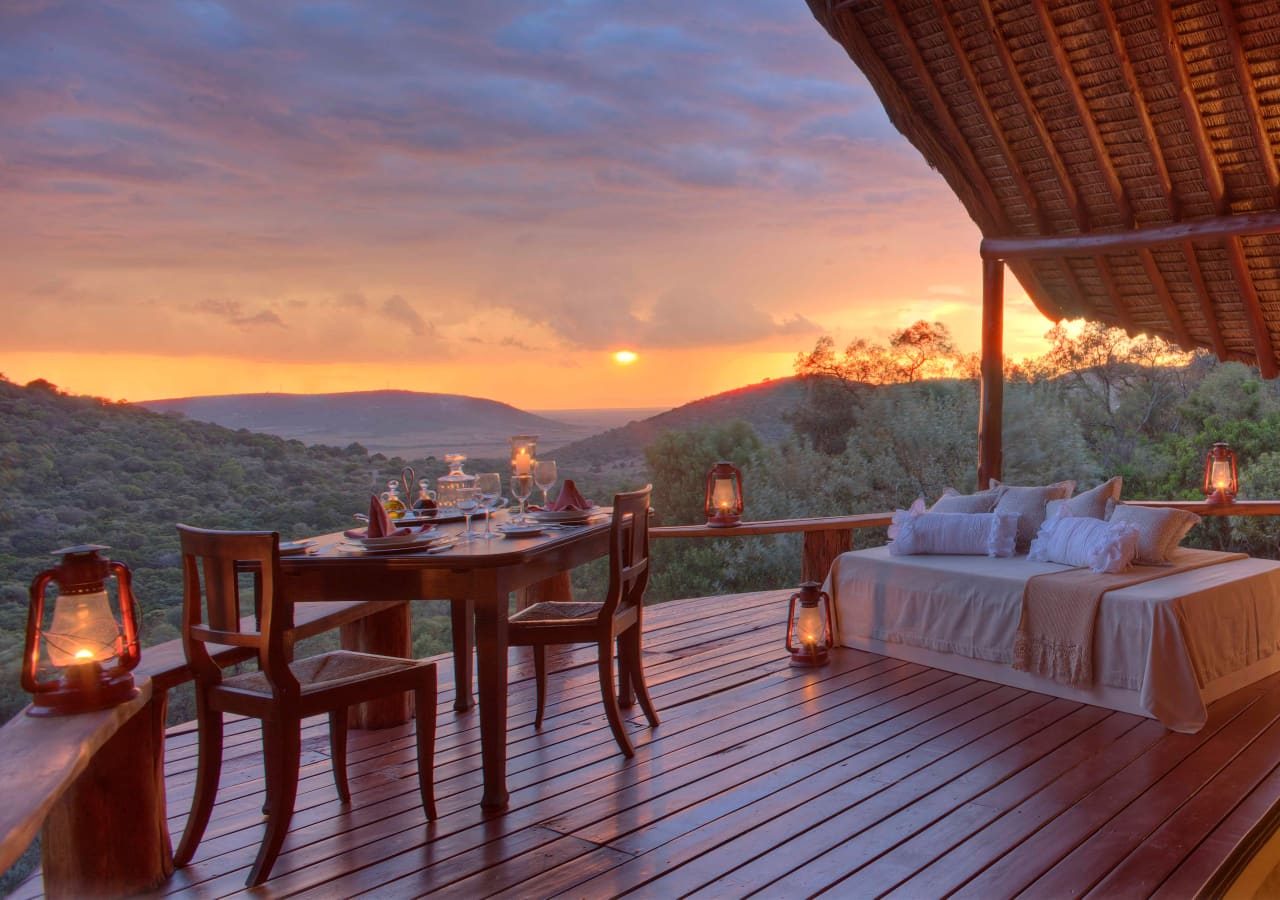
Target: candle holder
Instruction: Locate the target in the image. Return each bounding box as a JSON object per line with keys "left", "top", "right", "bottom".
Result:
{"left": 704, "top": 461, "right": 744, "bottom": 527}
{"left": 1202, "top": 441, "right": 1238, "bottom": 506}
{"left": 786, "top": 581, "right": 834, "bottom": 667}
{"left": 510, "top": 434, "right": 538, "bottom": 477}
{"left": 22, "top": 545, "right": 141, "bottom": 716}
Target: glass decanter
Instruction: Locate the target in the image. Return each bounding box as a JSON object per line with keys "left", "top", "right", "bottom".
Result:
{"left": 436, "top": 454, "right": 478, "bottom": 508}
{"left": 380, "top": 479, "right": 408, "bottom": 519}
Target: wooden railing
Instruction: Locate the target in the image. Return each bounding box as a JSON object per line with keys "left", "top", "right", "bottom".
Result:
{"left": 649, "top": 500, "right": 1280, "bottom": 586}
{"left": 651, "top": 513, "right": 893, "bottom": 583}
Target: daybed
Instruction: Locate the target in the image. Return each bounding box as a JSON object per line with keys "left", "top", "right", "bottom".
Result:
{"left": 824, "top": 545, "right": 1280, "bottom": 733}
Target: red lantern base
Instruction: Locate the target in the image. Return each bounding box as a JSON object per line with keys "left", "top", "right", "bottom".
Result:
{"left": 789, "top": 646, "right": 830, "bottom": 667}
{"left": 1204, "top": 489, "right": 1236, "bottom": 507}
{"left": 706, "top": 514, "right": 742, "bottom": 528}
{"left": 27, "top": 665, "right": 138, "bottom": 717}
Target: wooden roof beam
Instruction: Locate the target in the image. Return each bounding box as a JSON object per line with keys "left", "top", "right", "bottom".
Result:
{"left": 1097, "top": 0, "right": 1226, "bottom": 357}
{"left": 981, "top": 209, "right": 1280, "bottom": 257}
{"left": 1156, "top": 3, "right": 1277, "bottom": 377}
{"left": 875, "top": 2, "right": 1014, "bottom": 234}
{"left": 1227, "top": 238, "right": 1279, "bottom": 378}
{"left": 821, "top": 3, "right": 1009, "bottom": 235}
{"left": 1033, "top": 2, "right": 1133, "bottom": 226}
{"left": 1036, "top": 3, "right": 1191, "bottom": 347}
{"left": 930, "top": 0, "right": 1048, "bottom": 233}
{"left": 978, "top": 0, "right": 1086, "bottom": 231}
{"left": 1216, "top": 0, "right": 1280, "bottom": 202}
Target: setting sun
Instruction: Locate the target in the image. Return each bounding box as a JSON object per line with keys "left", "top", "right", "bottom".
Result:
{"left": 612, "top": 350, "right": 639, "bottom": 366}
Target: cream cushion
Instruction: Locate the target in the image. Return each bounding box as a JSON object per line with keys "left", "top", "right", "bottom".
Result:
{"left": 1108, "top": 504, "right": 1201, "bottom": 564}
{"left": 1045, "top": 475, "right": 1123, "bottom": 522}
{"left": 991, "top": 479, "right": 1076, "bottom": 552}
{"left": 930, "top": 487, "right": 1002, "bottom": 514}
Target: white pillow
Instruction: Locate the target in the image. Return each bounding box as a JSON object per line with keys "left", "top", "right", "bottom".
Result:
{"left": 991, "top": 479, "right": 1076, "bottom": 552}
{"left": 1028, "top": 512, "right": 1140, "bottom": 574}
{"left": 890, "top": 500, "right": 1018, "bottom": 558}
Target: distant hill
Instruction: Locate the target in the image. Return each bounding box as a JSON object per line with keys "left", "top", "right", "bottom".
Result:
{"left": 141, "top": 391, "right": 584, "bottom": 459}
{"left": 555, "top": 377, "right": 804, "bottom": 471}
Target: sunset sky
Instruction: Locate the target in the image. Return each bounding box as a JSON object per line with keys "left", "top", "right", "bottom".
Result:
{"left": 0, "top": 0, "right": 1057, "bottom": 410}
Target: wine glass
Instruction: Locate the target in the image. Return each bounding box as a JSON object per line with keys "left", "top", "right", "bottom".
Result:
{"left": 474, "top": 472, "right": 502, "bottom": 539}
{"left": 455, "top": 487, "right": 481, "bottom": 540}
{"left": 511, "top": 474, "right": 534, "bottom": 524}
{"left": 534, "top": 459, "right": 557, "bottom": 510}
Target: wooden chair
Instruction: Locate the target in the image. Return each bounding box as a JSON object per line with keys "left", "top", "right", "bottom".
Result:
{"left": 173, "top": 525, "right": 437, "bottom": 887}
{"left": 508, "top": 486, "right": 659, "bottom": 757}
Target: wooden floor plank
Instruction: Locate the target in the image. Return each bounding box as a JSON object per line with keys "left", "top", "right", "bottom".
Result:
{"left": 27, "top": 589, "right": 1280, "bottom": 900}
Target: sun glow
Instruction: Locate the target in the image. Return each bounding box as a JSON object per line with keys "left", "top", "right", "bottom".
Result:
{"left": 612, "top": 350, "right": 639, "bottom": 366}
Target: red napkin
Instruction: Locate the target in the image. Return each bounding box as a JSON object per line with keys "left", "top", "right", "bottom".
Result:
{"left": 345, "top": 494, "right": 413, "bottom": 539}
{"left": 548, "top": 479, "right": 595, "bottom": 511}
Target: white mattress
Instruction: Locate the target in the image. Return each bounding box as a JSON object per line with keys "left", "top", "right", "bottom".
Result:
{"left": 824, "top": 545, "right": 1280, "bottom": 732}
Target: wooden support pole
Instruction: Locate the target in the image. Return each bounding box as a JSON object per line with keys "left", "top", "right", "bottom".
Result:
{"left": 978, "top": 257, "right": 1004, "bottom": 490}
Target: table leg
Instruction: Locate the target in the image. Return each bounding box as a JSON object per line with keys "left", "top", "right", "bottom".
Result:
{"left": 473, "top": 595, "right": 510, "bottom": 810}
{"left": 340, "top": 604, "right": 413, "bottom": 728}
{"left": 452, "top": 597, "right": 475, "bottom": 711}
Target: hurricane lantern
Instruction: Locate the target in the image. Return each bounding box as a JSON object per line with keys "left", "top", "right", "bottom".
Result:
{"left": 1202, "top": 442, "right": 1239, "bottom": 506}
{"left": 786, "top": 581, "right": 833, "bottom": 667}
{"left": 22, "top": 544, "right": 141, "bottom": 716}
{"left": 509, "top": 434, "right": 538, "bottom": 476}
{"left": 704, "top": 461, "right": 744, "bottom": 527}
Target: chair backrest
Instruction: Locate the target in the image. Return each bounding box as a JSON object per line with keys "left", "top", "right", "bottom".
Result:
{"left": 176, "top": 524, "right": 298, "bottom": 696}
{"left": 600, "top": 485, "right": 653, "bottom": 623}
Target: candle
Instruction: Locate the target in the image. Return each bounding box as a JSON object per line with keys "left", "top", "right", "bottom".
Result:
{"left": 514, "top": 449, "right": 532, "bottom": 476}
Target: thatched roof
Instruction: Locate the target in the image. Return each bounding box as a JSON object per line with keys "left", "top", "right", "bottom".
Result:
{"left": 806, "top": 0, "right": 1280, "bottom": 377}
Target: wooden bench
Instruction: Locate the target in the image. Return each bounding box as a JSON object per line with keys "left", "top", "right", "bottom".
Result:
{"left": 0, "top": 598, "right": 401, "bottom": 898}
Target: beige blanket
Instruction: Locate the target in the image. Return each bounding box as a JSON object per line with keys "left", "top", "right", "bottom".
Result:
{"left": 1013, "top": 548, "right": 1246, "bottom": 686}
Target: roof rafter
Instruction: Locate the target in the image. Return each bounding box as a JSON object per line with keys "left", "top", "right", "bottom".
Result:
{"left": 1035, "top": 1, "right": 1192, "bottom": 348}
{"left": 1156, "top": 1, "right": 1277, "bottom": 377}
{"left": 1096, "top": 0, "right": 1226, "bottom": 358}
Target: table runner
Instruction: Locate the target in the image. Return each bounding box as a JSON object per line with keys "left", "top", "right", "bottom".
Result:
{"left": 1013, "top": 547, "right": 1246, "bottom": 686}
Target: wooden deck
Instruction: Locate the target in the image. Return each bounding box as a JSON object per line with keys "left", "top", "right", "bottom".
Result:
{"left": 16, "top": 588, "right": 1280, "bottom": 898}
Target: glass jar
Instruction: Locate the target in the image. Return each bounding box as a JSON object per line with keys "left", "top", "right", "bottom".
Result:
{"left": 436, "top": 454, "right": 477, "bottom": 508}
{"left": 380, "top": 479, "right": 408, "bottom": 519}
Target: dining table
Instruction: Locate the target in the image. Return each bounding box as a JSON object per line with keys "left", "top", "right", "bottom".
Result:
{"left": 276, "top": 510, "right": 612, "bottom": 810}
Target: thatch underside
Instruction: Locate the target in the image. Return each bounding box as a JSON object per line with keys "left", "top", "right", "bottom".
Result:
{"left": 806, "top": 0, "right": 1280, "bottom": 376}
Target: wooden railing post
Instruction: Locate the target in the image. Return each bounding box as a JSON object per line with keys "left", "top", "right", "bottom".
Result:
{"left": 802, "top": 530, "right": 852, "bottom": 583}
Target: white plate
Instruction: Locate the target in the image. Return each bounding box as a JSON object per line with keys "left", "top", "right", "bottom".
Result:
{"left": 527, "top": 507, "right": 605, "bottom": 524}
{"left": 360, "top": 528, "right": 439, "bottom": 549}
{"left": 497, "top": 523, "right": 546, "bottom": 538}
{"left": 278, "top": 540, "right": 314, "bottom": 556}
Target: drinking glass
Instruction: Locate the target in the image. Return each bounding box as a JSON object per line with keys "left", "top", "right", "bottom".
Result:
{"left": 534, "top": 459, "right": 557, "bottom": 509}
{"left": 455, "top": 487, "right": 481, "bottom": 540}
{"left": 511, "top": 474, "right": 534, "bottom": 523}
{"left": 474, "top": 472, "right": 502, "bottom": 540}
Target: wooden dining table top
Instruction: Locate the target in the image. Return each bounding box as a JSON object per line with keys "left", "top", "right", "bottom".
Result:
{"left": 284, "top": 509, "right": 612, "bottom": 570}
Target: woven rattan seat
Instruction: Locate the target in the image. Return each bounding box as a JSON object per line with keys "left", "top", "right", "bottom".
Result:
{"left": 223, "top": 650, "right": 420, "bottom": 697}
{"left": 507, "top": 487, "right": 659, "bottom": 757}
{"left": 510, "top": 601, "right": 603, "bottom": 624}
{"left": 174, "top": 526, "right": 437, "bottom": 888}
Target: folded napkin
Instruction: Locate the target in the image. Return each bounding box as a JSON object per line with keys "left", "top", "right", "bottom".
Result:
{"left": 546, "top": 479, "right": 595, "bottom": 512}
{"left": 344, "top": 494, "right": 413, "bottom": 539}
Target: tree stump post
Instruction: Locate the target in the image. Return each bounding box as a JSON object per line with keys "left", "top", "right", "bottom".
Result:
{"left": 40, "top": 692, "right": 173, "bottom": 898}
{"left": 802, "top": 530, "right": 851, "bottom": 584}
